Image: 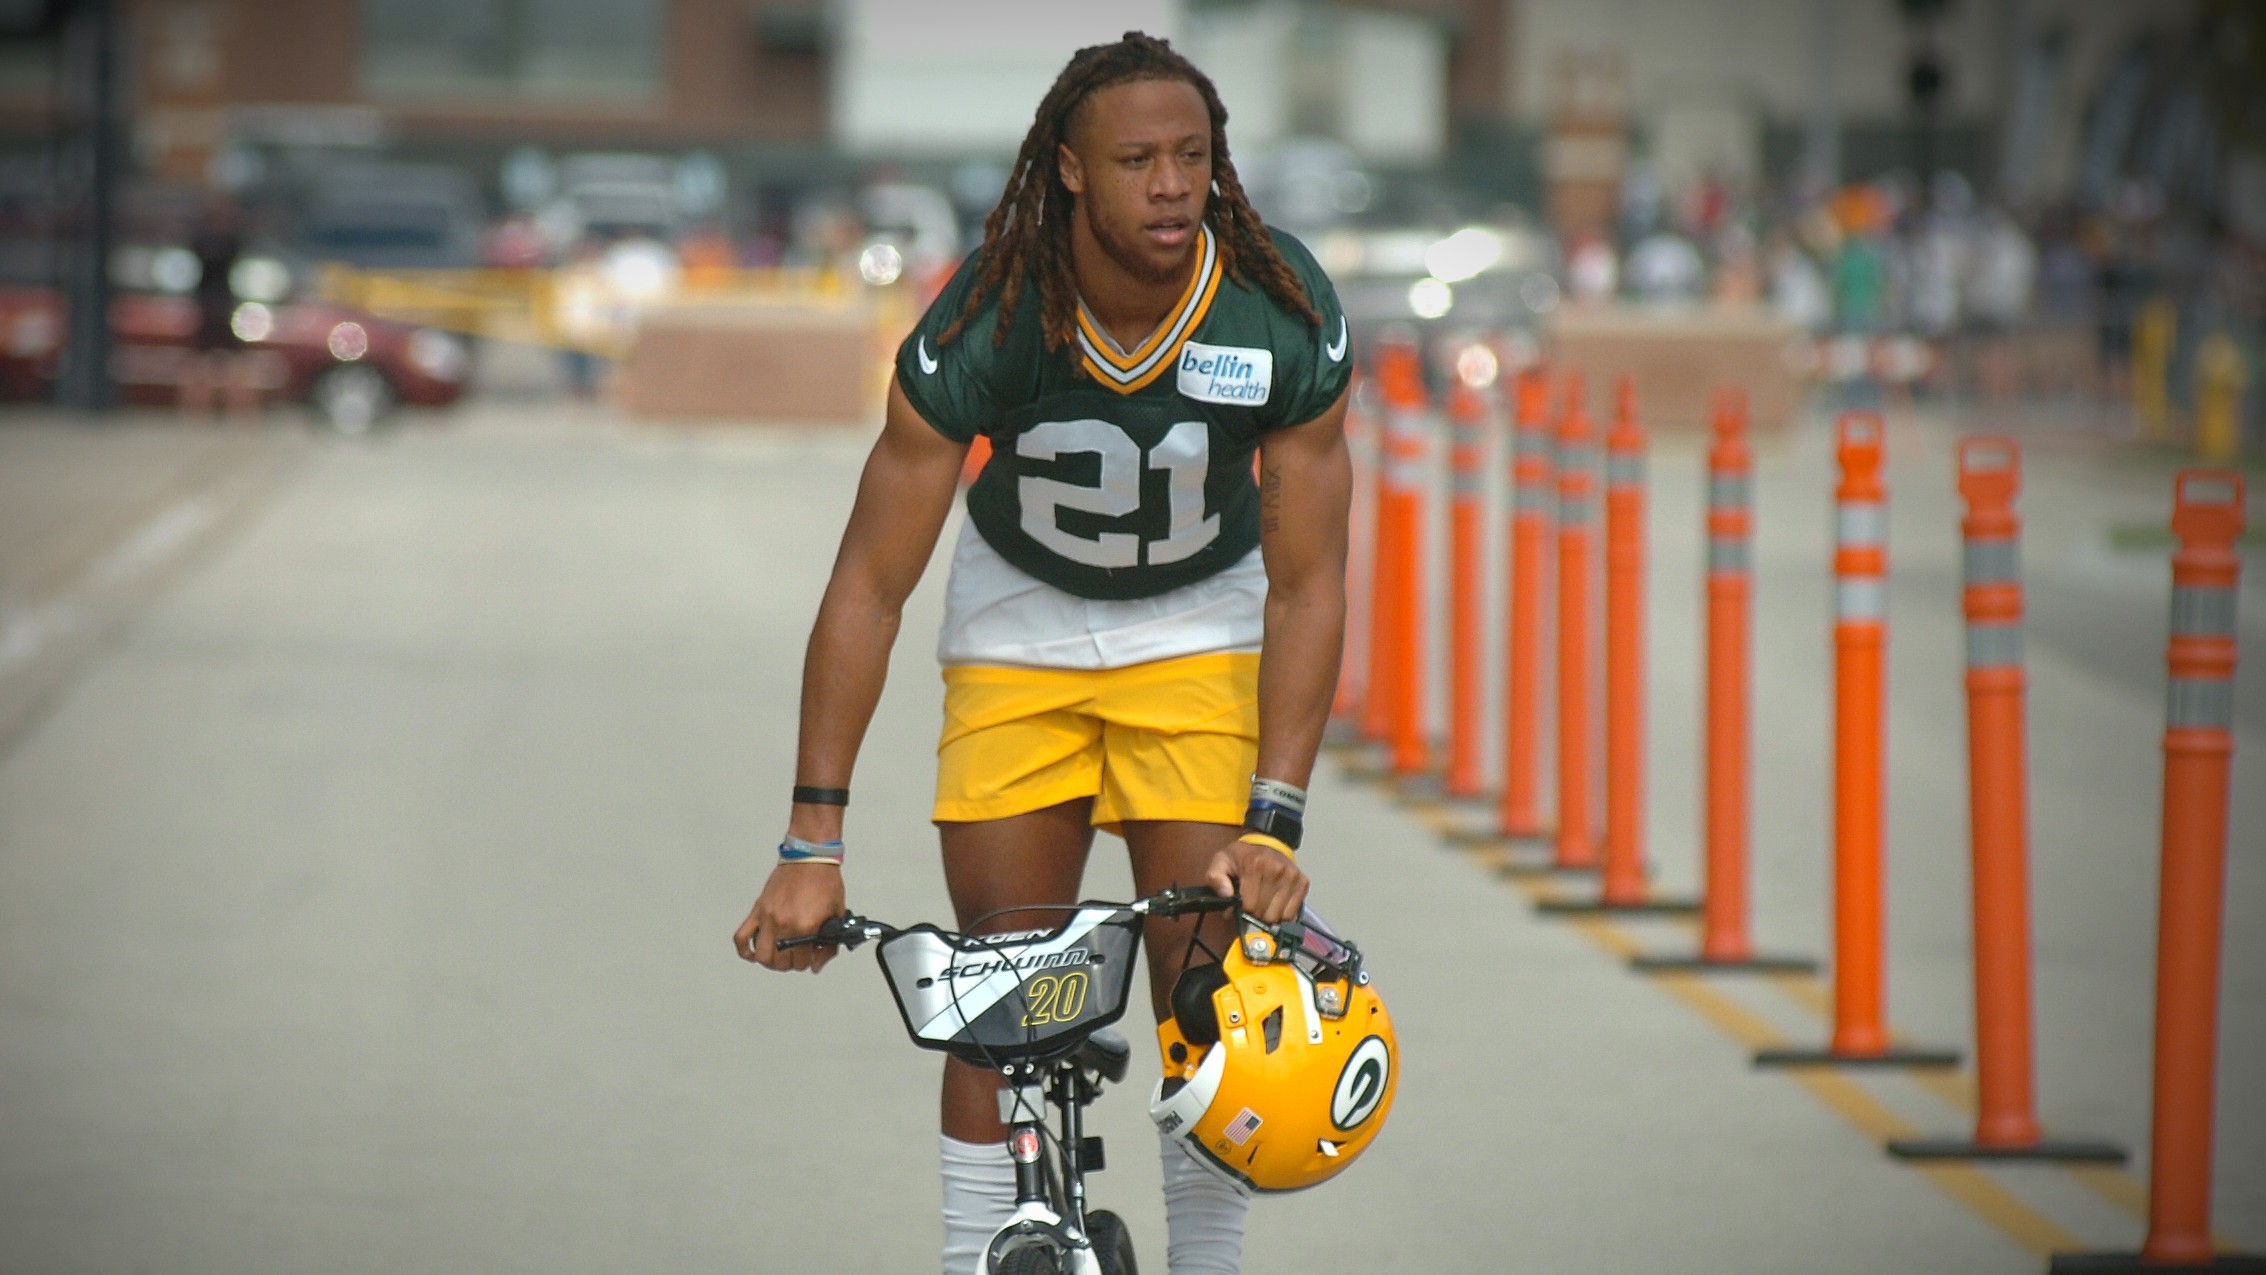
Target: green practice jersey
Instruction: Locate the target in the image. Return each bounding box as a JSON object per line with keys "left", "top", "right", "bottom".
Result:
{"left": 896, "top": 223, "right": 1350, "bottom": 601}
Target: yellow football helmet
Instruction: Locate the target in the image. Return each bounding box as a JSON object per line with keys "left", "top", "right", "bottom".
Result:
{"left": 1147, "top": 914, "right": 1397, "bottom": 1193}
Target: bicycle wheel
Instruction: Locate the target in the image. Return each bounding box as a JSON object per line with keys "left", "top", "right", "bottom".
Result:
{"left": 1086, "top": 1210, "right": 1138, "bottom": 1275}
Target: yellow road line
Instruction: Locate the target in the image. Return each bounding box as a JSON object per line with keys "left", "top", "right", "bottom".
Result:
{"left": 2071, "top": 1165, "right": 2149, "bottom": 1222}
{"left": 1910, "top": 1067, "right": 1978, "bottom": 1113}
{"left": 1650, "top": 972, "right": 1783, "bottom": 1050}
{"left": 1759, "top": 956, "right": 2156, "bottom": 1224}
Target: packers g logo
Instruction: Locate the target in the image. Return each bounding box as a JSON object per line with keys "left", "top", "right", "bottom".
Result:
{"left": 1330, "top": 1036, "right": 1390, "bottom": 1131}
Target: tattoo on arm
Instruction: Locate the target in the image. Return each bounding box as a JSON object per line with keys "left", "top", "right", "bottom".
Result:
{"left": 1261, "top": 461, "right": 1282, "bottom": 535}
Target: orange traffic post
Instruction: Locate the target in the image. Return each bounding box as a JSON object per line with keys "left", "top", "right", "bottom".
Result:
{"left": 1635, "top": 389, "right": 1814, "bottom": 972}
{"left": 1331, "top": 372, "right": 1376, "bottom": 732}
{"left": 1360, "top": 335, "right": 1432, "bottom": 778}
{"left": 1360, "top": 338, "right": 1421, "bottom": 754}
{"left": 2052, "top": 473, "right": 2258, "bottom": 1274}
{"left": 1442, "top": 376, "right": 1491, "bottom": 798}
{"left": 1549, "top": 373, "right": 1601, "bottom": 872}
{"left": 1757, "top": 412, "right": 1958, "bottom": 1070}
{"left": 1889, "top": 438, "right": 2122, "bottom": 1163}
{"left": 1500, "top": 366, "right": 1555, "bottom": 839}
{"left": 1542, "top": 378, "right": 1696, "bottom": 915}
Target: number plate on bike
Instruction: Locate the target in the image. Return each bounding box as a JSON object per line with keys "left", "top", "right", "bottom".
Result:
{"left": 874, "top": 905, "right": 1144, "bottom": 1062}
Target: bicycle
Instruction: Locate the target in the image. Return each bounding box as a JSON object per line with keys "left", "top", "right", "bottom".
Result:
{"left": 780, "top": 884, "right": 1369, "bottom": 1275}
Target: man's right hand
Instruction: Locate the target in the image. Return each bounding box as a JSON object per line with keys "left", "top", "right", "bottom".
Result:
{"left": 734, "top": 862, "right": 847, "bottom": 973}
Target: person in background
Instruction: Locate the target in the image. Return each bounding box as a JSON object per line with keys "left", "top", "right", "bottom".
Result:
{"left": 179, "top": 193, "right": 260, "bottom": 419}
{"left": 1964, "top": 206, "right": 2038, "bottom": 403}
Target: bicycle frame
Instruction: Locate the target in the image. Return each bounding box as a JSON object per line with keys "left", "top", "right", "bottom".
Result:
{"left": 987, "top": 1055, "right": 1109, "bottom": 1274}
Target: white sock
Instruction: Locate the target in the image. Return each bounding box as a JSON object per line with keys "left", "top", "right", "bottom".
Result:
{"left": 941, "top": 1134, "right": 1016, "bottom": 1275}
{"left": 1159, "top": 1128, "right": 1251, "bottom": 1275}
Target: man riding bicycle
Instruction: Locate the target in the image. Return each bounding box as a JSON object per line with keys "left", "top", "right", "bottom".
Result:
{"left": 734, "top": 32, "right": 1352, "bottom": 1275}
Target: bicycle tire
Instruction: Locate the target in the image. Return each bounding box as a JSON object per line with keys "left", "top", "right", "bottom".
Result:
{"left": 1087, "top": 1209, "right": 1138, "bottom": 1275}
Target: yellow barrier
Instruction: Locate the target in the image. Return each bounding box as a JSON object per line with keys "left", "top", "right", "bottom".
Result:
{"left": 2132, "top": 296, "right": 2177, "bottom": 443}
{"left": 2193, "top": 334, "right": 2248, "bottom": 463}
{"left": 313, "top": 264, "right": 885, "bottom": 356}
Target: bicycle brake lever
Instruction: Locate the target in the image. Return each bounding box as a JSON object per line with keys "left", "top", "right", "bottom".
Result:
{"left": 1139, "top": 886, "right": 1239, "bottom": 918}
{"left": 776, "top": 913, "right": 881, "bottom": 951}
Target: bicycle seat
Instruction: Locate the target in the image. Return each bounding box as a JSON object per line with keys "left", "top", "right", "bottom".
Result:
{"left": 1074, "top": 1027, "right": 1132, "bottom": 1084}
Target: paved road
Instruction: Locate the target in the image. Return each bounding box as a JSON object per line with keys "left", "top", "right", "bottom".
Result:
{"left": 0, "top": 401, "right": 2258, "bottom": 1274}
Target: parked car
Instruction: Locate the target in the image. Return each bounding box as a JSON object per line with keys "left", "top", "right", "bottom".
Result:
{"left": 0, "top": 283, "right": 470, "bottom": 430}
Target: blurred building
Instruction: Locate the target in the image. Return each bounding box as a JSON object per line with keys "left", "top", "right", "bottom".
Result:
{"left": 1, "top": 0, "right": 827, "bottom": 180}
{"left": 0, "top": 0, "right": 2242, "bottom": 231}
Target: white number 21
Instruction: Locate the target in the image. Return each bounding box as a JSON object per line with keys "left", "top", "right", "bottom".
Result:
{"left": 1016, "top": 419, "right": 1220, "bottom": 569}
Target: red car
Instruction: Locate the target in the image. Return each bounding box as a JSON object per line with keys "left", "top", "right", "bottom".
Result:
{"left": 0, "top": 285, "right": 470, "bottom": 430}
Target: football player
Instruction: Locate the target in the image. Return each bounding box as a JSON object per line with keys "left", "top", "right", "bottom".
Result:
{"left": 736, "top": 31, "right": 1353, "bottom": 1274}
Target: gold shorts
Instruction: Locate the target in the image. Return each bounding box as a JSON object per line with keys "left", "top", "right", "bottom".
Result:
{"left": 934, "top": 652, "right": 1260, "bottom": 829}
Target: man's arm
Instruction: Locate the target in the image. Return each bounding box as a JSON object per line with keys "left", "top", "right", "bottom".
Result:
{"left": 1201, "top": 385, "right": 1351, "bottom": 922}
{"left": 1253, "top": 384, "right": 1352, "bottom": 788}
{"left": 734, "top": 376, "right": 968, "bottom": 971}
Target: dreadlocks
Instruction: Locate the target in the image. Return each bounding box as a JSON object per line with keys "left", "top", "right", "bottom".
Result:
{"left": 936, "top": 31, "right": 1320, "bottom": 353}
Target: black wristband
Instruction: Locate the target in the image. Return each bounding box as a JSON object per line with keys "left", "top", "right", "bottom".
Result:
{"left": 792, "top": 785, "right": 850, "bottom": 807}
{"left": 1242, "top": 803, "right": 1304, "bottom": 851}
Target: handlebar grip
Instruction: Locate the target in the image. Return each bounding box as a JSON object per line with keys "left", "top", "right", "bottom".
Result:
{"left": 776, "top": 914, "right": 861, "bottom": 951}
{"left": 1148, "top": 886, "right": 1240, "bottom": 917}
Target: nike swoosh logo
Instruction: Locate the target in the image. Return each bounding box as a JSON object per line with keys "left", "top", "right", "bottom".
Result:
{"left": 917, "top": 336, "right": 939, "bottom": 375}
{"left": 1324, "top": 318, "right": 1347, "bottom": 362}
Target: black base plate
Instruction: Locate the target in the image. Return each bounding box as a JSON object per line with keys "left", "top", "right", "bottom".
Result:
{"left": 2051, "top": 1254, "right": 2266, "bottom": 1272}
{"left": 1494, "top": 857, "right": 1601, "bottom": 878}
{"left": 1537, "top": 894, "right": 1703, "bottom": 916}
{"left": 1753, "top": 1044, "right": 1963, "bottom": 1069}
{"left": 1886, "top": 1135, "right": 2126, "bottom": 1164}
{"left": 1441, "top": 826, "right": 1554, "bottom": 847}
{"left": 1630, "top": 952, "right": 1820, "bottom": 974}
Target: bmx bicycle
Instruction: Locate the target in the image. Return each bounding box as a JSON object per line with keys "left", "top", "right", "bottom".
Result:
{"left": 780, "top": 884, "right": 1370, "bottom": 1275}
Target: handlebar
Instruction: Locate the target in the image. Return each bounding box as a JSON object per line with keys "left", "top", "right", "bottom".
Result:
{"left": 772, "top": 884, "right": 1241, "bottom": 953}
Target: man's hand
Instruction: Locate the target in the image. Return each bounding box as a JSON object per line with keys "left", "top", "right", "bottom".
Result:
{"left": 1205, "top": 836, "right": 1308, "bottom": 924}
{"left": 734, "top": 862, "right": 847, "bottom": 973}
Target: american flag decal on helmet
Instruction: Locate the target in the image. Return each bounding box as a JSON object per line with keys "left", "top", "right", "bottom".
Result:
{"left": 1224, "top": 1107, "right": 1263, "bottom": 1146}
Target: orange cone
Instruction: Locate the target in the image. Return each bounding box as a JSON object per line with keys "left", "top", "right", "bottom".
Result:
{"left": 1633, "top": 389, "right": 1813, "bottom": 972}
{"left": 1888, "top": 438, "right": 2122, "bottom": 1162}
{"left": 1756, "top": 413, "right": 1958, "bottom": 1070}
{"left": 2051, "top": 473, "right": 2254, "bottom": 1272}
{"left": 1541, "top": 378, "right": 1695, "bottom": 916}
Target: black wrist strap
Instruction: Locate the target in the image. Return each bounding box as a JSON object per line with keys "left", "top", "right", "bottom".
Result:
{"left": 792, "top": 785, "right": 850, "bottom": 807}
{"left": 1243, "top": 803, "right": 1304, "bottom": 851}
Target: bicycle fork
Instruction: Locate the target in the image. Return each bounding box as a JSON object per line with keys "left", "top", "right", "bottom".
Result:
{"left": 985, "top": 1068, "right": 1103, "bottom": 1275}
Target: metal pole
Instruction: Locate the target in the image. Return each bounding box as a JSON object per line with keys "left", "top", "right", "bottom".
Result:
{"left": 58, "top": 0, "right": 118, "bottom": 413}
{"left": 1804, "top": 0, "right": 1841, "bottom": 194}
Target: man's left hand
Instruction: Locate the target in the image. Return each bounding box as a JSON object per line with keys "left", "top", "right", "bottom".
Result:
{"left": 1205, "top": 835, "right": 1308, "bottom": 924}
